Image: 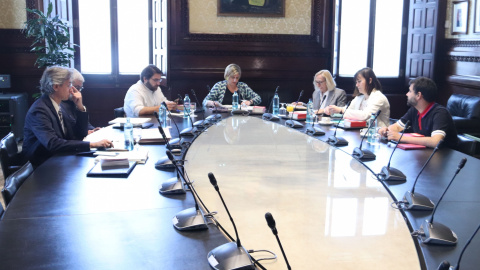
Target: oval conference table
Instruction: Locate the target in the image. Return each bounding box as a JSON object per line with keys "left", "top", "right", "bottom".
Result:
{"left": 0, "top": 110, "right": 479, "bottom": 269}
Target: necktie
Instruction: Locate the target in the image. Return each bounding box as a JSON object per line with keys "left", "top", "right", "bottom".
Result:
{"left": 58, "top": 110, "right": 66, "bottom": 134}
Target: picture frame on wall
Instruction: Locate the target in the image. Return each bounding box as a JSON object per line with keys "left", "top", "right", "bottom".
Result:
{"left": 475, "top": 0, "right": 480, "bottom": 33}
{"left": 451, "top": 0, "right": 469, "bottom": 35}
{"left": 217, "top": 0, "right": 285, "bottom": 17}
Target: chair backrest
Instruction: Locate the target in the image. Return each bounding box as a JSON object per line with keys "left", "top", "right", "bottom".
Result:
{"left": 0, "top": 132, "right": 23, "bottom": 178}
{"left": 447, "top": 94, "right": 480, "bottom": 120}
{"left": 114, "top": 107, "right": 126, "bottom": 118}
{"left": 2, "top": 162, "right": 34, "bottom": 206}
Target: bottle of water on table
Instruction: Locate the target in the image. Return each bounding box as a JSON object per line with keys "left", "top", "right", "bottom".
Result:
{"left": 124, "top": 117, "right": 134, "bottom": 151}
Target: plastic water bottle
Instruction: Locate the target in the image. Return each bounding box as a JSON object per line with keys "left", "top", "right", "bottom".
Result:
{"left": 272, "top": 93, "right": 279, "bottom": 115}
{"left": 367, "top": 113, "right": 378, "bottom": 144}
{"left": 232, "top": 91, "right": 239, "bottom": 110}
{"left": 306, "top": 99, "right": 314, "bottom": 124}
{"left": 159, "top": 103, "right": 167, "bottom": 128}
{"left": 183, "top": 94, "right": 191, "bottom": 118}
{"left": 124, "top": 117, "right": 134, "bottom": 151}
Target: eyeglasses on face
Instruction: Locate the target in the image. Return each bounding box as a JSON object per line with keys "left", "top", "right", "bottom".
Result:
{"left": 315, "top": 80, "right": 326, "bottom": 85}
{"left": 151, "top": 78, "right": 163, "bottom": 83}
{"left": 74, "top": 86, "right": 84, "bottom": 91}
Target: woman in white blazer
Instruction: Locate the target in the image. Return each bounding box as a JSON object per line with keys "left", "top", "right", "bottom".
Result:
{"left": 325, "top": 67, "right": 390, "bottom": 127}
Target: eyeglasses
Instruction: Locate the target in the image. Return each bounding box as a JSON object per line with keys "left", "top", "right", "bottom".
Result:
{"left": 315, "top": 80, "right": 326, "bottom": 85}
{"left": 151, "top": 78, "right": 163, "bottom": 83}
{"left": 74, "top": 86, "right": 84, "bottom": 91}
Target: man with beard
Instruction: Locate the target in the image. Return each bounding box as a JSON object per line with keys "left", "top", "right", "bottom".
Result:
{"left": 124, "top": 65, "right": 177, "bottom": 117}
{"left": 378, "top": 77, "right": 457, "bottom": 148}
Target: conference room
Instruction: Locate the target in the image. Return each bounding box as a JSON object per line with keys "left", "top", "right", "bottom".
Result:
{"left": 1, "top": 0, "right": 480, "bottom": 269}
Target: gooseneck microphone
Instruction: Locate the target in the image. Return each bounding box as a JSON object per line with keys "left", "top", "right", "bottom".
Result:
{"left": 285, "top": 90, "right": 304, "bottom": 128}
{"left": 153, "top": 112, "right": 183, "bottom": 171}
{"left": 190, "top": 88, "right": 204, "bottom": 113}
{"left": 352, "top": 110, "right": 381, "bottom": 160}
{"left": 207, "top": 172, "right": 255, "bottom": 270}
{"left": 448, "top": 222, "right": 480, "bottom": 269}
{"left": 190, "top": 89, "right": 209, "bottom": 129}
{"left": 178, "top": 94, "right": 198, "bottom": 137}
{"left": 265, "top": 212, "right": 292, "bottom": 270}
{"left": 327, "top": 101, "right": 351, "bottom": 146}
{"left": 379, "top": 120, "right": 410, "bottom": 181}
{"left": 205, "top": 85, "right": 223, "bottom": 123}
{"left": 262, "top": 86, "right": 280, "bottom": 121}
{"left": 160, "top": 101, "right": 186, "bottom": 149}
{"left": 305, "top": 114, "right": 325, "bottom": 136}
{"left": 167, "top": 150, "right": 208, "bottom": 231}
{"left": 402, "top": 140, "right": 443, "bottom": 210}
{"left": 416, "top": 158, "right": 467, "bottom": 246}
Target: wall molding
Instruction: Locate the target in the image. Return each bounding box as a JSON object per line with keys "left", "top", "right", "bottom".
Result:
{"left": 447, "top": 55, "right": 480, "bottom": 62}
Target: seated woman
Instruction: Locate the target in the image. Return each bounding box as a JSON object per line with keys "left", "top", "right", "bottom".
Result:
{"left": 294, "top": 70, "right": 346, "bottom": 114}
{"left": 22, "top": 66, "right": 112, "bottom": 167}
{"left": 203, "top": 64, "right": 261, "bottom": 107}
{"left": 325, "top": 67, "right": 390, "bottom": 127}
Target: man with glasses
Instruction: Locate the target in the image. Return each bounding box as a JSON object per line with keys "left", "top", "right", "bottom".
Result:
{"left": 124, "top": 65, "right": 177, "bottom": 117}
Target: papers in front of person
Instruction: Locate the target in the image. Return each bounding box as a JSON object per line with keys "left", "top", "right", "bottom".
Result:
{"left": 100, "top": 157, "right": 129, "bottom": 170}
{"left": 108, "top": 117, "right": 151, "bottom": 126}
{"left": 138, "top": 127, "right": 171, "bottom": 144}
{"left": 95, "top": 147, "right": 149, "bottom": 164}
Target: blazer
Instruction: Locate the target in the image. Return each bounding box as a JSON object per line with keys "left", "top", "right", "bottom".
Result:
{"left": 312, "top": 88, "right": 347, "bottom": 110}
{"left": 22, "top": 94, "right": 91, "bottom": 167}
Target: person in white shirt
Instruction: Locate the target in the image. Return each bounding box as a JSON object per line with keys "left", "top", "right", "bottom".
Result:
{"left": 325, "top": 67, "right": 390, "bottom": 127}
{"left": 124, "top": 65, "right": 177, "bottom": 117}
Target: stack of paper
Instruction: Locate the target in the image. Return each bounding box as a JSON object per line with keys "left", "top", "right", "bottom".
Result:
{"left": 100, "top": 158, "right": 129, "bottom": 170}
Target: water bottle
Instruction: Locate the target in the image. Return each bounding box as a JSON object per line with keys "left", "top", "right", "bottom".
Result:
{"left": 232, "top": 91, "right": 239, "bottom": 110}
{"left": 367, "top": 113, "right": 378, "bottom": 144}
{"left": 159, "top": 103, "right": 167, "bottom": 128}
{"left": 272, "top": 93, "right": 279, "bottom": 115}
{"left": 124, "top": 117, "right": 134, "bottom": 151}
{"left": 306, "top": 99, "right": 314, "bottom": 124}
{"left": 183, "top": 94, "right": 191, "bottom": 118}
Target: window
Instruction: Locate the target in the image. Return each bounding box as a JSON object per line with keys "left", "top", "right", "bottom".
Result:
{"left": 335, "top": 0, "right": 406, "bottom": 78}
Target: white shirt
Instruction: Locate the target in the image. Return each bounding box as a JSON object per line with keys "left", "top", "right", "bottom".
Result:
{"left": 123, "top": 80, "right": 168, "bottom": 117}
{"left": 343, "top": 89, "right": 391, "bottom": 127}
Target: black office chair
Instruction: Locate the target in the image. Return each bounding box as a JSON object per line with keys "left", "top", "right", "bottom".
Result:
{"left": 114, "top": 107, "right": 126, "bottom": 118}
{"left": 0, "top": 132, "right": 26, "bottom": 178}
{"left": 446, "top": 94, "right": 480, "bottom": 135}
{"left": 2, "top": 161, "right": 34, "bottom": 206}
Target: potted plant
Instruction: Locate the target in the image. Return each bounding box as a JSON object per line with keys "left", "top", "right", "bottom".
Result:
{"left": 23, "top": 2, "right": 76, "bottom": 68}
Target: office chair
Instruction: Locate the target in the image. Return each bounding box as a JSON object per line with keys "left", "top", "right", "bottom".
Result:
{"left": 0, "top": 132, "right": 26, "bottom": 178}
{"left": 114, "top": 107, "right": 126, "bottom": 118}
{"left": 2, "top": 161, "right": 34, "bottom": 206}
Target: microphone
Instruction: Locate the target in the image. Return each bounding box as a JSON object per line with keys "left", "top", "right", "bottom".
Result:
{"left": 153, "top": 112, "right": 182, "bottom": 155}
{"left": 327, "top": 101, "right": 351, "bottom": 146}
{"left": 231, "top": 91, "right": 250, "bottom": 116}
{"left": 436, "top": 261, "right": 450, "bottom": 270}
{"left": 167, "top": 151, "right": 208, "bottom": 230}
{"left": 442, "top": 222, "right": 480, "bottom": 269}
{"left": 177, "top": 94, "right": 198, "bottom": 137}
{"left": 190, "top": 89, "right": 209, "bottom": 129}
{"left": 379, "top": 120, "right": 410, "bottom": 181}
{"left": 305, "top": 114, "right": 325, "bottom": 136}
{"left": 265, "top": 212, "right": 292, "bottom": 270}
{"left": 285, "top": 90, "right": 304, "bottom": 128}
{"left": 402, "top": 140, "right": 443, "bottom": 211}
{"left": 161, "top": 101, "right": 188, "bottom": 149}
{"left": 352, "top": 110, "right": 381, "bottom": 160}
{"left": 262, "top": 86, "right": 280, "bottom": 121}
{"left": 207, "top": 172, "right": 255, "bottom": 270}
{"left": 204, "top": 85, "right": 223, "bottom": 123}
{"left": 416, "top": 158, "right": 467, "bottom": 245}
{"left": 152, "top": 112, "right": 183, "bottom": 171}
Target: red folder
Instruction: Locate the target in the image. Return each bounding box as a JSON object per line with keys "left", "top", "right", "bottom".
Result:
{"left": 397, "top": 143, "right": 427, "bottom": 150}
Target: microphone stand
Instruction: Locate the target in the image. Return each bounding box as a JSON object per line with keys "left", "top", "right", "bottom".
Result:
{"left": 417, "top": 158, "right": 467, "bottom": 245}
{"left": 327, "top": 101, "right": 351, "bottom": 146}
{"left": 262, "top": 86, "right": 280, "bottom": 121}
{"left": 178, "top": 94, "right": 198, "bottom": 137}
{"left": 161, "top": 102, "right": 187, "bottom": 149}
{"left": 448, "top": 223, "right": 480, "bottom": 269}
{"left": 265, "top": 212, "right": 292, "bottom": 270}
{"left": 285, "top": 90, "right": 304, "bottom": 128}
{"left": 207, "top": 172, "right": 255, "bottom": 270}
{"left": 156, "top": 123, "right": 186, "bottom": 194}
{"left": 402, "top": 140, "right": 443, "bottom": 211}
{"left": 167, "top": 151, "right": 208, "bottom": 231}
{"left": 305, "top": 115, "right": 325, "bottom": 136}
{"left": 352, "top": 110, "right": 381, "bottom": 160}
{"left": 190, "top": 89, "right": 208, "bottom": 129}
{"left": 205, "top": 85, "right": 223, "bottom": 123}
{"left": 379, "top": 120, "right": 410, "bottom": 181}
{"left": 153, "top": 112, "right": 184, "bottom": 171}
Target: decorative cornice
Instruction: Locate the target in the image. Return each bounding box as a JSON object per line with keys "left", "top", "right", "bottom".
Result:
{"left": 170, "top": 50, "right": 326, "bottom": 58}
{"left": 445, "top": 39, "right": 480, "bottom": 47}
{"left": 448, "top": 55, "right": 480, "bottom": 62}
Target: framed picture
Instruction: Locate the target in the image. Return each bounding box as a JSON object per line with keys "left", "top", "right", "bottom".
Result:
{"left": 217, "top": 0, "right": 285, "bottom": 17}
{"left": 475, "top": 0, "right": 480, "bottom": 33}
{"left": 451, "top": 0, "right": 469, "bottom": 35}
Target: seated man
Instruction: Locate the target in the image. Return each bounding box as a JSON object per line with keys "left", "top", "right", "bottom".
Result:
{"left": 378, "top": 77, "right": 458, "bottom": 148}
{"left": 23, "top": 66, "right": 112, "bottom": 167}
{"left": 124, "top": 65, "right": 177, "bottom": 117}
{"left": 65, "top": 68, "right": 100, "bottom": 134}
